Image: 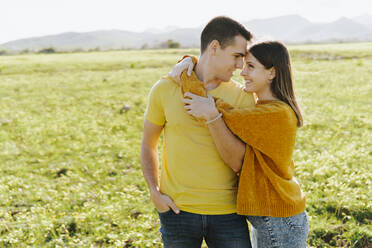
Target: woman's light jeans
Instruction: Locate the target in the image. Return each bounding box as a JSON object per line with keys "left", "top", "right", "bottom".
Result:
{"left": 246, "top": 211, "right": 309, "bottom": 248}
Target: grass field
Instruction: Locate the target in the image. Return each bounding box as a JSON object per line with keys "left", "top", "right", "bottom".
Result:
{"left": 0, "top": 42, "right": 371, "bottom": 247}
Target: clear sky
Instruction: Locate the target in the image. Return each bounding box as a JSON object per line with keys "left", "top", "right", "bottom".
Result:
{"left": 2, "top": 0, "right": 371, "bottom": 44}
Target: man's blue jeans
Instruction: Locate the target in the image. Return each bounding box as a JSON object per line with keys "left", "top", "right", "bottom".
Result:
{"left": 158, "top": 210, "right": 252, "bottom": 248}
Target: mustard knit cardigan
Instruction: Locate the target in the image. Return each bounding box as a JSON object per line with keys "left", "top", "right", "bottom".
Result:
{"left": 180, "top": 72, "right": 306, "bottom": 217}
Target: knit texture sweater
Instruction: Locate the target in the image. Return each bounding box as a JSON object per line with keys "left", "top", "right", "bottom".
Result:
{"left": 179, "top": 71, "right": 306, "bottom": 217}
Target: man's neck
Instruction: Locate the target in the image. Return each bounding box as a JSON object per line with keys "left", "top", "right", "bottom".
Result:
{"left": 195, "top": 55, "right": 222, "bottom": 92}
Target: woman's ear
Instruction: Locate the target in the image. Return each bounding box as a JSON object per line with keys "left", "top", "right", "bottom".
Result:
{"left": 269, "top": 67, "right": 276, "bottom": 80}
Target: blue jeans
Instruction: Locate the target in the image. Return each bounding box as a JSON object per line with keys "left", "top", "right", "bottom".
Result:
{"left": 158, "top": 210, "right": 252, "bottom": 248}
{"left": 246, "top": 211, "right": 309, "bottom": 248}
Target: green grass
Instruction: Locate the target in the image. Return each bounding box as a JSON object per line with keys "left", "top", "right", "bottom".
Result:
{"left": 0, "top": 43, "right": 371, "bottom": 247}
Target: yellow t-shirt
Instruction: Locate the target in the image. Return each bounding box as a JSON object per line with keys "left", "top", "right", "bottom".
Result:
{"left": 145, "top": 76, "right": 255, "bottom": 214}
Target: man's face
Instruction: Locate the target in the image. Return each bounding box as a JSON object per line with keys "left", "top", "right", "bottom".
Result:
{"left": 211, "top": 35, "right": 247, "bottom": 82}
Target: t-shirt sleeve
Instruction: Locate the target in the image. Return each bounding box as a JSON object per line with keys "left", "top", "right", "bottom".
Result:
{"left": 144, "top": 81, "right": 166, "bottom": 126}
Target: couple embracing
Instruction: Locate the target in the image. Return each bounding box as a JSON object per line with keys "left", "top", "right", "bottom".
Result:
{"left": 141, "top": 16, "right": 308, "bottom": 248}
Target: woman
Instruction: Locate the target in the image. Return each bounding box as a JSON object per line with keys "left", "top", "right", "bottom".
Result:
{"left": 170, "top": 41, "right": 309, "bottom": 248}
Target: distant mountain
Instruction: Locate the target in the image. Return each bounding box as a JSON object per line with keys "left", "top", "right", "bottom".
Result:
{"left": 153, "top": 27, "right": 202, "bottom": 47}
{"left": 289, "top": 17, "right": 372, "bottom": 42}
{"left": 2, "top": 30, "right": 149, "bottom": 51}
{"left": 243, "top": 15, "right": 372, "bottom": 43}
{"left": 144, "top": 26, "right": 180, "bottom": 34}
{"left": 2, "top": 28, "right": 202, "bottom": 51}
{"left": 352, "top": 14, "right": 372, "bottom": 27}
{"left": 2, "top": 15, "right": 372, "bottom": 52}
{"left": 243, "top": 15, "right": 313, "bottom": 40}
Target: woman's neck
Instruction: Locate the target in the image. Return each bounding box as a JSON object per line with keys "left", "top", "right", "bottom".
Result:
{"left": 255, "top": 87, "right": 278, "bottom": 102}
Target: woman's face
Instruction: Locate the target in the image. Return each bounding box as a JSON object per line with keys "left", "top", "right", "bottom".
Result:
{"left": 240, "top": 53, "right": 273, "bottom": 94}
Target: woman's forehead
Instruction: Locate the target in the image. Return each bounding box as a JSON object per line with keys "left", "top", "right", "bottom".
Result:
{"left": 245, "top": 52, "right": 257, "bottom": 62}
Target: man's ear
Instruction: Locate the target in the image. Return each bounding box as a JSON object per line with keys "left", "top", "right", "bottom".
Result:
{"left": 208, "top": 40, "right": 220, "bottom": 55}
{"left": 269, "top": 67, "right": 276, "bottom": 80}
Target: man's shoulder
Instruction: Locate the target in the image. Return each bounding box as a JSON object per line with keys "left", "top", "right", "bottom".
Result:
{"left": 217, "top": 80, "right": 247, "bottom": 96}
{"left": 218, "top": 80, "right": 255, "bottom": 107}
{"left": 150, "top": 75, "right": 178, "bottom": 93}
{"left": 157, "top": 75, "right": 178, "bottom": 87}
{"left": 223, "top": 79, "right": 245, "bottom": 91}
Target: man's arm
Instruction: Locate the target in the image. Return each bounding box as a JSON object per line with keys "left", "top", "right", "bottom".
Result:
{"left": 206, "top": 116, "right": 245, "bottom": 172}
{"left": 140, "top": 119, "right": 180, "bottom": 213}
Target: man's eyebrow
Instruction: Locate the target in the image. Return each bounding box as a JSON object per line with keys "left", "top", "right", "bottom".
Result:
{"left": 233, "top": 52, "right": 246, "bottom": 57}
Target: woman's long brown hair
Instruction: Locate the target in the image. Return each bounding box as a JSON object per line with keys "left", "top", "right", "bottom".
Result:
{"left": 249, "top": 41, "right": 303, "bottom": 127}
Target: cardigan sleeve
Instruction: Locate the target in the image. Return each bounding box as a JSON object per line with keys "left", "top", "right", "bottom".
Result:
{"left": 216, "top": 99, "right": 298, "bottom": 162}
{"left": 180, "top": 71, "right": 207, "bottom": 97}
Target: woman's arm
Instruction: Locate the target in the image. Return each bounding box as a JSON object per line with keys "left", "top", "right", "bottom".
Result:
{"left": 206, "top": 116, "right": 246, "bottom": 172}
{"left": 184, "top": 92, "right": 245, "bottom": 172}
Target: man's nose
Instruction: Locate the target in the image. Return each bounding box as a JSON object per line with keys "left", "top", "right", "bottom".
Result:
{"left": 240, "top": 66, "right": 247, "bottom": 77}
{"left": 236, "top": 58, "right": 244, "bottom": 69}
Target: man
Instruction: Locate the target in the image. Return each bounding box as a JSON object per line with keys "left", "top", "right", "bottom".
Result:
{"left": 140, "top": 16, "right": 255, "bottom": 247}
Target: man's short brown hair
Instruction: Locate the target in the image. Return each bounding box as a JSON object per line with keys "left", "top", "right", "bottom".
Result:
{"left": 200, "top": 16, "right": 252, "bottom": 54}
